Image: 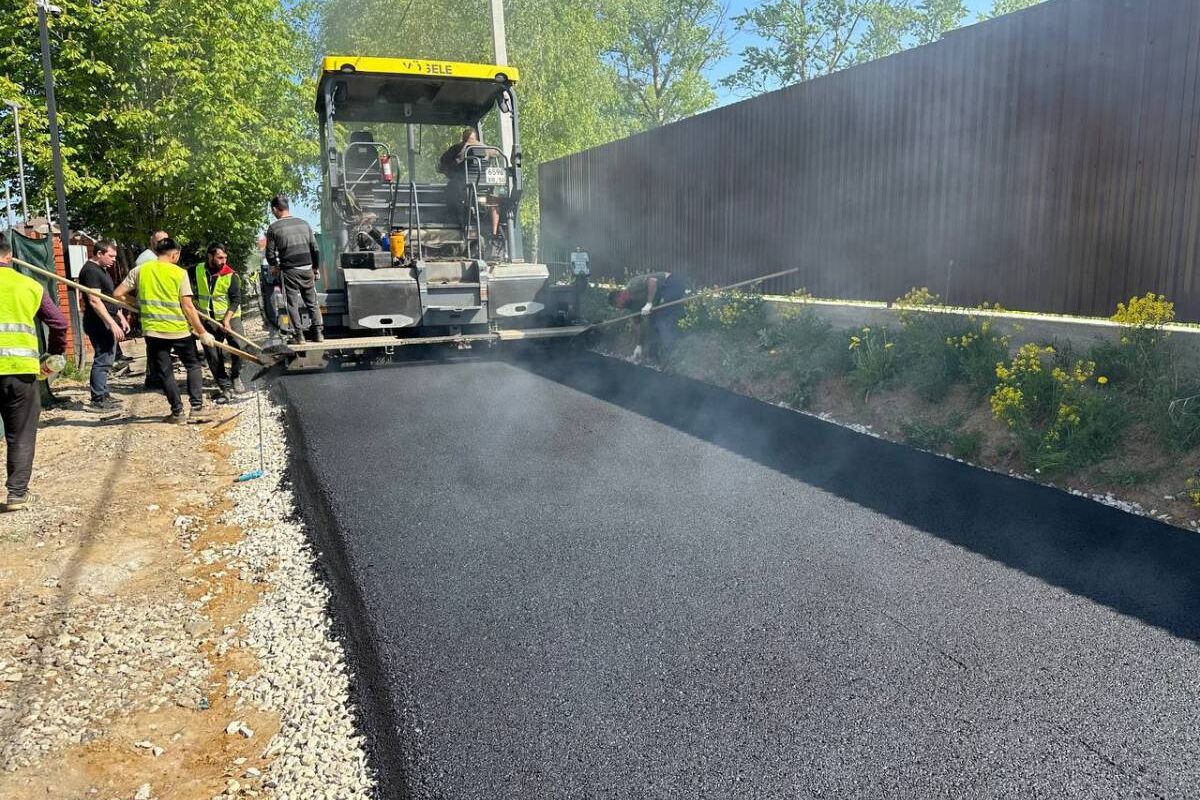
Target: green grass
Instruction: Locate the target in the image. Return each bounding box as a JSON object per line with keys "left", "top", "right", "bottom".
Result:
{"left": 949, "top": 430, "right": 984, "bottom": 461}
{"left": 1092, "top": 464, "right": 1164, "bottom": 490}
{"left": 58, "top": 358, "right": 88, "bottom": 382}
{"left": 900, "top": 413, "right": 983, "bottom": 461}
{"left": 846, "top": 326, "right": 900, "bottom": 398}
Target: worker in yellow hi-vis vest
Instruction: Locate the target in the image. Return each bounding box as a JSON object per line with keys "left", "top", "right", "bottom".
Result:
{"left": 114, "top": 237, "right": 216, "bottom": 424}
{"left": 193, "top": 243, "right": 244, "bottom": 404}
{"left": 0, "top": 236, "right": 68, "bottom": 512}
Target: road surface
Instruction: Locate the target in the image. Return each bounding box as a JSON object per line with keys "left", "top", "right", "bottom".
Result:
{"left": 280, "top": 353, "right": 1200, "bottom": 800}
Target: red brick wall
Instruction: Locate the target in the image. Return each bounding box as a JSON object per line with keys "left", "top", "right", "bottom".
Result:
{"left": 48, "top": 237, "right": 81, "bottom": 359}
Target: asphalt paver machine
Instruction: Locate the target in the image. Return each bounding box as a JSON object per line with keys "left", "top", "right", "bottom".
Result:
{"left": 291, "top": 55, "right": 586, "bottom": 367}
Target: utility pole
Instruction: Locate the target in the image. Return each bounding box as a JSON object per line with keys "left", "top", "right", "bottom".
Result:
{"left": 36, "top": 0, "right": 84, "bottom": 364}
{"left": 489, "top": 0, "right": 514, "bottom": 160}
{"left": 4, "top": 100, "right": 29, "bottom": 223}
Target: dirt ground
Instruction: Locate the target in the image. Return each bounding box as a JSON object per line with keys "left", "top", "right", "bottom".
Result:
{"left": 0, "top": 346, "right": 278, "bottom": 800}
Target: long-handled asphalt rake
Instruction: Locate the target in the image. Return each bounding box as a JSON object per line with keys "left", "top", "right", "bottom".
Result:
{"left": 12, "top": 255, "right": 282, "bottom": 483}
{"left": 587, "top": 267, "right": 801, "bottom": 331}
{"left": 10, "top": 255, "right": 274, "bottom": 369}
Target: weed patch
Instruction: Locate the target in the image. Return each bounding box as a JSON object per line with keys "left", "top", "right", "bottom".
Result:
{"left": 847, "top": 326, "right": 899, "bottom": 398}
{"left": 991, "top": 344, "right": 1127, "bottom": 472}
{"left": 894, "top": 289, "right": 1011, "bottom": 401}
{"left": 678, "top": 289, "right": 767, "bottom": 334}
{"left": 1092, "top": 464, "right": 1164, "bottom": 490}
{"left": 901, "top": 412, "right": 983, "bottom": 461}
{"left": 1092, "top": 292, "right": 1200, "bottom": 453}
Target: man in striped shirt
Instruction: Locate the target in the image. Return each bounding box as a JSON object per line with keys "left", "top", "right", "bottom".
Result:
{"left": 265, "top": 195, "right": 323, "bottom": 344}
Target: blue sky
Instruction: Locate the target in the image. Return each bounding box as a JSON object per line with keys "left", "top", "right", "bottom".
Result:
{"left": 297, "top": 0, "right": 996, "bottom": 227}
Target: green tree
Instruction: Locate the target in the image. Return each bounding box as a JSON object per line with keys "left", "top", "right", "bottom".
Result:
{"left": 0, "top": 0, "right": 316, "bottom": 258}
{"left": 982, "top": 0, "right": 1044, "bottom": 19}
{"left": 320, "top": 0, "right": 488, "bottom": 62}
{"left": 722, "top": 0, "right": 967, "bottom": 96}
{"left": 602, "top": 0, "right": 728, "bottom": 128}
{"left": 909, "top": 0, "right": 969, "bottom": 46}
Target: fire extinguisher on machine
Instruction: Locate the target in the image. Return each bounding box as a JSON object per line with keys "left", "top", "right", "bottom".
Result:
{"left": 380, "top": 154, "right": 393, "bottom": 183}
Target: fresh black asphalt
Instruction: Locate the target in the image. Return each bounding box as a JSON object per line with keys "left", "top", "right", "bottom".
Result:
{"left": 280, "top": 352, "right": 1200, "bottom": 799}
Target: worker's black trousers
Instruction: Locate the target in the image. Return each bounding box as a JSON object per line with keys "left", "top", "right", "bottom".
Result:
{"left": 146, "top": 335, "right": 204, "bottom": 415}
{"left": 0, "top": 374, "right": 40, "bottom": 500}
{"left": 202, "top": 318, "right": 243, "bottom": 390}
{"left": 281, "top": 268, "right": 323, "bottom": 336}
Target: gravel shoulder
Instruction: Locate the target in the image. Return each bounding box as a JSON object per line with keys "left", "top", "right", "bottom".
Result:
{"left": 0, "top": 342, "right": 375, "bottom": 800}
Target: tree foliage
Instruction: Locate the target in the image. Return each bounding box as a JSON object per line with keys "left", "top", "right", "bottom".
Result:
{"left": 602, "top": 0, "right": 728, "bottom": 128}
{"left": 0, "top": 0, "right": 316, "bottom": 256}
{"left": 982, "top": 0, "right": 1044, "bottom": 19}
{"left": 506, "top": 1, "right": 636, "bottom": 206}
{"left": 319, "top": 0, "right": 488, "bottom": 63}
{"left": 722, "top": 0, "right": 968, "bottom": 95}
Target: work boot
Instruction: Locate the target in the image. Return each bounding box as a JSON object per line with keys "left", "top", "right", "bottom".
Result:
{"left": 290, "top": 330, "right": 306, "bottom": 346}
{"left": 4, "top": 493, "right": 33, "bottom": 513}
{"left": 165, "top": 410, "right": 189, "bottom": 425}
{"left": 311, "top": 327, "right": 325, "bottom": 343}
{"left": 89, "top": 397, "right": 122, "bottom": 412}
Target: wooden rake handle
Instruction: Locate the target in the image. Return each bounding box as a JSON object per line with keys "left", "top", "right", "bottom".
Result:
{"left": 591, "top": 267, "right": 801, "bottom": 330}
{"left": 10, "top": 255, "right": 267, "bottom": 366}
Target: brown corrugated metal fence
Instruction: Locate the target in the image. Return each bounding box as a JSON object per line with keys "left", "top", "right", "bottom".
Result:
{"left": 539, "top": 0, "right": 1200, "bottom": 319}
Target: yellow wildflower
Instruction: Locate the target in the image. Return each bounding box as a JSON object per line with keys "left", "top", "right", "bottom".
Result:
{"left": 1112, "top": 293, "right": 1175, "bottom": 328}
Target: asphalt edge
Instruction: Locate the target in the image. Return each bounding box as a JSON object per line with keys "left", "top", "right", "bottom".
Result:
{"left": 275, "top": 381, "right": 413, "bottom": 800}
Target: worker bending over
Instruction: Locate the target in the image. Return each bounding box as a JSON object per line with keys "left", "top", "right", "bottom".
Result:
{"left": 194, "top": 243, "right": 244, "bottom": 403}
{"left": 0, "top": 236, "right": 68, "bottom": 512}
{"left": 115, "top": 238, "right": 216, "bottom": 423}
{"left": 608, "top": 271, "right": 688, "bottom": 363}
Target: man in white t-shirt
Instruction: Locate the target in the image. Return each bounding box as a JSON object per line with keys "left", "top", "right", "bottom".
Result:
{"left": 569, "top": 246, "right": 590, "bottom": 277}
{"left": 134, "top": 230, "right": 169, "bottom": 267}
{"left": 569, "top": 246, "right": 590, "bottom": 319}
